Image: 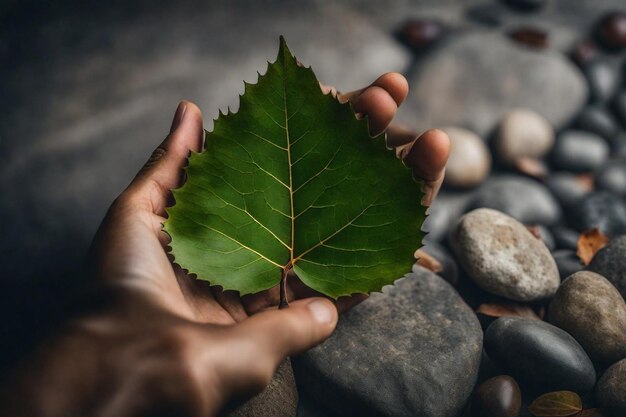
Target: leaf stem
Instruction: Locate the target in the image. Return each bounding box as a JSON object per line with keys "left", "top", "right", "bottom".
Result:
{"left": 279, "top": 264, "right": 291, "bottom": 309}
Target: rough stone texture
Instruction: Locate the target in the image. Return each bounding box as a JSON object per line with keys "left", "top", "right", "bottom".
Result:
{"left": 442, "top": 127, "right": 491, "bottom": 188}
{"left": 495, "top": 108, "right": 554, "bottom": 164}
{"left": 485, "top": 317, "right": 596, "bottom": 392}
{"left": 228, "top": 359, "right": 297, "bottom": 417}
{"left": 452, "top": 208, "right": 560, "bottom": 301}
{"left": 588, "top": 235, "right": 626, "bottom": 299}
{"left": 403, "top": 32, "right": 587, "bottom": 136}
{"left": 549, "top": 271, "right": 626, "bottom": 366}
{"left": 596, "top": 358, "right": 626, "bottom": 409}
{"left": 293, "top": 267, "right": 483, "bottom": 417}
{"left": 468, "top": 175, "right": 561, "bottom": 225}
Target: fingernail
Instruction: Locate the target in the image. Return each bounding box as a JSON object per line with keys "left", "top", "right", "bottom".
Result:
{"left": 170, "top": 101, "right": 187, "bottom": 133}
{"left": 307, "top": 300, "right": 335, "bottom": 325}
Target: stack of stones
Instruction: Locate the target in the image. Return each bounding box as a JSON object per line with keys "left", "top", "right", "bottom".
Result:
{"left": 295, "top": 3, "right": 626, "bottom": 417}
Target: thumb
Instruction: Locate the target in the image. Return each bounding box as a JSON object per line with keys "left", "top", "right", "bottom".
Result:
{"left": 233, "top": 297, "right": 338, "bottom": 363}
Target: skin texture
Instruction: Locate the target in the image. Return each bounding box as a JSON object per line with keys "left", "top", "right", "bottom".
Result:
{"left": 0, "top": 73, "right": 449, "bottom": 417}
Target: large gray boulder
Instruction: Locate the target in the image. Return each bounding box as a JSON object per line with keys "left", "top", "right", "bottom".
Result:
{"left": 403, "top": 31, "right": 587, "bottom": 136}
{"left": 294, "top": 267, "right": 482, "bottom": 417}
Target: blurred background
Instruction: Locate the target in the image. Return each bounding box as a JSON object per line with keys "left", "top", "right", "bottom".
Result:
{"left": 2, "top": 0, "right": 626, "bottom": 404}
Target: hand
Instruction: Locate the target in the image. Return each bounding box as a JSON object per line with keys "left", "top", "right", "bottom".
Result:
{"left": 0, "top": 73, "right": 449, "bottom": 417}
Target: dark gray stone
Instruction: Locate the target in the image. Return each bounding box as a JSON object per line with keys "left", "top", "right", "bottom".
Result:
{"left": 552, "top": 226, "right": 580, "bottom": 250}
{"left": 596, "top": 159, "right": 626, "bottom": 197}
{"left": 570, "top": 191, "right": 626, "bottom": 236}
{"left": 582, "top": 59, "right": 620, "bottom": 103}
{"left": 294, "top": 268, "right": 482, "bottom": 417}
{"left": 404, "top": 32, "right": 587, "bottom": 137}
{"left": 612, "top": 90, "right": 626, "bottom": 127}
{"left": 423, "top": 191, "right": 475, "bottom": 243}
{"left": 553, "top": 249, "right": 584, "bottom": 280}
{"left": 452, "top": 208, "right": 560, "bottom": 301}
{"left": 545, "top": 172, "right": 592, "bottom": 209}
{"left": 484, "top": 317, "right": 596, "bottom": 392}
{"left": 552, "top": 130, "right": 609, "bottom": 172}
{"left": 419, "top": 241, "right": 459, "bottom": 286}
{"left": 468, "top": 175, "right": 561, "bottom": 225}
{"left": 575, "top": 106, "right": 619, "bottom": 140}
{"left": 588, "top": 235, "right": 626, "bottom": 299}
{"left": 549, "top": 271, "right": 626, "bottom": 367}
{"left": 596, "top": 358, "right": 626, "bottom": 410}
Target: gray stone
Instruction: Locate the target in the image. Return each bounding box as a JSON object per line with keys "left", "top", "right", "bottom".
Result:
{"left": 549, "top": 271, "right": 626, "bottom": 366}
{"left": 553, "top": 249, "right": 584, "bottom": 280}
{"left": 452, "top": 208, "right": 560, "bottom": 301}
{"left": 485, "top": 317, "right": 596, "bottom": 392}
{"left": 495, "top": 108, "right": 555, "bottom": 165}
{"left": 570, "top": 191, "right": 626, "bottom": 236}
{"left": 228, "top": 358, "right": 297, "bottom": 417}
{"left": 545, "top": 172, "right": 592, "bottom": 209}
{"left": 442, "top": 127, "right": 491, "bottom": 188}
{"left": 468, "top": 175, "right": 561, "bottom": 225}
{"left": 552, "top": 226, "right": 580, "bottom": 251}
{"left": 552, "top": 130, "right": 610, "bottom": 173}
{"left": 596, "top": 358, "right": 626, "bottom": 409}
{"left": 418, "top": 241, "right": 459, "bottom": 286}
{"left": 293, "top": 267, "right": 482, "bottom": 417}
{"left": 588, "top": 235, "right": 626, "bottom": 299}
{"left": 404, "top": 32, "right": 587, "bottom": 137}
{"left": 582, "top": 59, "right": 620, "bottom": 104}
{"left": 596, "top": 159, "right": 626, "bottom": 197}
{"left": 422, "top": 190, "right": 475, "bottom": 243}
{"left": 575, "top": 106, "right": 619, "bottom": 140}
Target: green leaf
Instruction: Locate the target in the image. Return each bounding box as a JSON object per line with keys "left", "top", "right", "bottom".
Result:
{"left": 164, "top": 37, "right": 425, "bottom": 298}
{"left": 528, "top": 391, "right": 583, "bottom": 417}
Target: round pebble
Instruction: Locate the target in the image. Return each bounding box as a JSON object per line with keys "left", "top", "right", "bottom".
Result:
{"left": 485, "top": 317, "right": 596, "bottom": 392}
{"left": 596, "top": 358, "right": 626, "bottom": 410}
{"left": 570, "top": 191, "right": 626, "bottom": 236}
{"left": 552, "top": 249, "right": 583, "bottom": 280}
{"left": 596, "top": 11, "right": 626, "bottom": 50}
{"left": 551, "top": 226, "right": 580, "bottom": 250}
{"left": 570, "top": 40, "right": 599, "bottom": 65}
{"left": 552, "top": 130, "right": 609, "bottom": 172}
{"left": 582, "top": 59, "right": 619, "bottom": 103}
{"left": 596, "top": 159, "right": 626, "bottom": 196}
{"left": 575, "top": 106, "right": 619, "bottom": 140}
{"left": 496, "top": 108, "right": 554, "bottom": 164}
{"left": 443, "top": 127, "right": 491, "bottom": 188}
{"left": 545, "top": 172, "right": 592, "bottom": 209}
{"left": 588, "top": 235, "right": 626, "bottom": 299}
{"left": 453, "top": 208, "right": 560, "bottom": 302}
{"left": 469, "top": 175, "right": 561, "bottom": 225}
{"left": 470, "top": 375, "right": 521, "bottom": 417}
{"left": 549, "top": 271, "right": 626, "bottom": 366}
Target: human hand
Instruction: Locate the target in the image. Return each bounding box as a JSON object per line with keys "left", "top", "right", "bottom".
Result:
{"left": 0, "top": 73, "right": 449, "bottom": 417}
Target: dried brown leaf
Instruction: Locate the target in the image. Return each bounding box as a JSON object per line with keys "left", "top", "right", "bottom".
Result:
{"left": 528, "top": 391, "right": 582, "bottom": 417}
{"left": 577, "top": 228, "right": 609, "bottom": 266}
{"left": 476, "top": 301, "right": 540, "bottom": 320}
{"left": 414, "top": 249, "right": 443, "bottom": 273}
{"left": 527, "top": 225, "right": 542, "bottom": 239}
